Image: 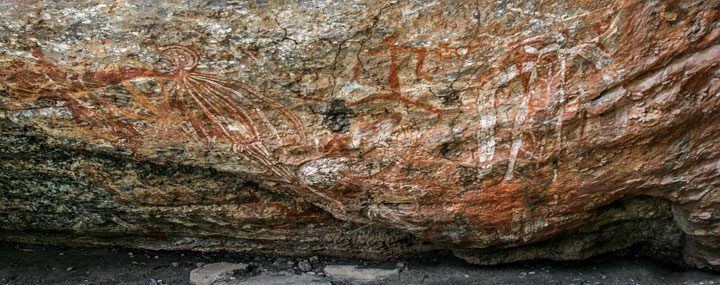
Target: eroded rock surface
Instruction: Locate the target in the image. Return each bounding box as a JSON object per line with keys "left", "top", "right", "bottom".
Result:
{"left": 1, "top": 0, "right": 719, "bottom": 270}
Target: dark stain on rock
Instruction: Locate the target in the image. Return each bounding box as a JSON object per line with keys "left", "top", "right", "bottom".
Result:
{"left": 322, "top": 99, "right": 354, "bottom": 134}
{"left": 527, "top": 193, "right": 545, "bottom": 212}
{"left": 431, "top": 87, "right": 461, "bottom": 106}
{"left": 433, "top": 136, "right": 474, "bottom": 160}
{"left": 456, "top": 165, "right": 480, "bottom": 189}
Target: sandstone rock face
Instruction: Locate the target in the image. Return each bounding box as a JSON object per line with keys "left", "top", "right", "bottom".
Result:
{"left": 1, "top": 0, "right": 719, "bottom": 270}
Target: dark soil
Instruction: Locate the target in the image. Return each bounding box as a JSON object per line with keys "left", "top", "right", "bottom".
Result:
{"left": 1, "top": 241, "right": 718, "bottom": 285}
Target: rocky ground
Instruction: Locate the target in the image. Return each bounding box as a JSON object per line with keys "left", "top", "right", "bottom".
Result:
{"left": 0, "top": 242, "right": 718, "bottom": 285}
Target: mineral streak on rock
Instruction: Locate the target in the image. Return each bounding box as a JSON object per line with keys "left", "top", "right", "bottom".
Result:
{"left": 1, "top": 0, "right": 719, "bottom": 270}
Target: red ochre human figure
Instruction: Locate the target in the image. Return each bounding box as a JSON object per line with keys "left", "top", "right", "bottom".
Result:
{"left": 1, "top": 44, "right": 382, "bottom": 223}
{"left": 155, "top": 46, "right": 347, "bottom": 214}
{"left": 350, "top": 36, "right": 441, "bottom": 113}
{"left": 154, "top": 45, "right": 312, "bottom": 182}
{"left": 0, "top": 48, "right": 165, "bottom": 142}
{"left": 1, "top": 44, "right": 350, "bottom": 214}
{"left": 1, "top": 45, "right": 308, "bottom": 181}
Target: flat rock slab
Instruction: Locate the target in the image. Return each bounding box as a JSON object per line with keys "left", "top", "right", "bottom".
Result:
{"left": 190, "top": 262, "right": 250, "bottom": 285}
{"left": 323, "top": 265, "right": 399, "bottom": 282}
{"left": 226, "top": 275, "right": 331, "bottom": 285}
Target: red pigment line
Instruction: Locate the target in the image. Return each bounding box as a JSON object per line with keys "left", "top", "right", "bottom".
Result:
{"left": 348, "top": 93, "right": 441, "bottom": 113}
{"left": 296, "top": 95, "right": 326, "bottom": 102}
{"left": 187, "top": 76, "right": 259, "bottom": 138}
{"left": 575, "top": 54, "right": 601, "bottom": 71}
{"left": 82, "top": 68, "right": 166, "bottom": 87}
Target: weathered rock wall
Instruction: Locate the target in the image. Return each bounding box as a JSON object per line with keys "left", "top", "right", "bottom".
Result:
{"left": 1, "top": 0, "right": 719, "bottom": 270}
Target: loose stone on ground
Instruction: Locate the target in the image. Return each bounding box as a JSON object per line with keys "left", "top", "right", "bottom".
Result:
{"left": 323, "top": 265, "right": 399, "bottom": 282}
{"left": 190, "top": 262, "right": 250, "bottom": 285}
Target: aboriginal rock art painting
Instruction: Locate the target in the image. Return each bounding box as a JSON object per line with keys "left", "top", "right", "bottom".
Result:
{"left": 0, "top": 45, "right": 307, "bottom": 185}
{"left": 0, "top": 8, "right": 618, "bottom": 221}
{"left": 290, "top": 15, "right": 620, "bottom": 231}
{"left": 0, "top": 44, "right": 357, "bottom": 213}
{"left": 152, "top": 45, "right": 308, "bottom": 184}
{"left": 339, "top": 14, "right": 618, "bottom": 185}
{"left": 458, "top": 26, "right": 616, "bottom": 181}
{"left": 350, "top": 36, "right": 442, "bottom": 113}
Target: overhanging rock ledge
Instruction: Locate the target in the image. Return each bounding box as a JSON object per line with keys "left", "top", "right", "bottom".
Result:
{"left": 1, "top": 0, "right": 719, "bottom": 270}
